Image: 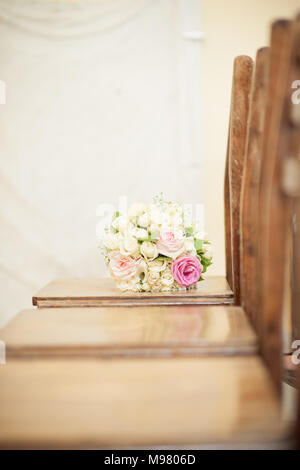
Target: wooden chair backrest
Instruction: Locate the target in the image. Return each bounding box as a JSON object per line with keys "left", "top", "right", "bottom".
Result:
{"left": 235, "top": 19, "right": 296, "bottom": 392}
{"left": 237, "top": 16, "right": 300, "bottom": 445}
{"left": 240, "top": 47, "right": 270, "bottom": 329}
{"left": 283, "top": 15, "right": 300, "bottom": 449}
{"left": 257, "top": 19, "right": 294, "bottom": 391}
{"left": 224, "top": 56, "right": 253, "bottom": 303}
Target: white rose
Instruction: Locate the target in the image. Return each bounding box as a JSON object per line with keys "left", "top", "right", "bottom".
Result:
{"left": 161, "top": 268, "right": 174, "bottom": 287}
{"left": 137, "top": 212, "right": 149, "bottom": 228}
{"left": 128, "top": 203, "right": 146, "bottom": 219}
{"left": 140, "top": 241, "right": 158, "bottom": 260}
{"left": 149, "top": 204, "right": 165, "bottom": 225}
{"left": 141, "top": 281, "right": 151, "bottom": 292}
{"left": 111, "top": 215, "right": 128, "bottom": 233}
{"left": 148, "top": 270, "right": 160, "bottom": 284}
{"left": 103, "top": 232, "right": 122, "bottom": 250}
{"left": 150, "top": 283, "right": 162, "bottom": 292}
{"left": 120, "top": 236, "right": 140, "bottom": 257}
{"left": 184, "top": 237, "right": 196, "bottom": 254}
{"left": 134, "top": 228, "right": 149, "bottom": 240}
{"left": 149, "top": 224, "right": 160, "bottom": 240}
{"left": 136, "top": 258, "right": 148, "bottom": 282}
{"left": 148, "top": 258, "right": 167, "bottom": 272}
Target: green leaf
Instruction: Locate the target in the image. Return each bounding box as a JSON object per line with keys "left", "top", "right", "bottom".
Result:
{"left": 201, "top": 256, "right": 213, "bottom": 266}
{"left": 185, "top": 227, "right": 194, "bottom": 237}
{"left": 155, "top": 255, "right": 172, "bottom": 262}
{"left": 199, "top": 255, "right": 213, "bottom": 274}
{"left": 150, "top": 228, "right": 160, "bottom": 241}
{"left": 194, "top": 238, "right": 203, "bottom": 252}
{"left": 138, "top": 231, "right": 159, "bottom": 243}
{"left": 200, "top": 256, "right": 212, "bottom": 273}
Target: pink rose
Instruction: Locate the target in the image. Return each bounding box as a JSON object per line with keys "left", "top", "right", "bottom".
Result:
{"left": 109, "top": 253, "right": 140, "bottom": 280}
{"left": 156, "top": 227, "right": 185, "bottom": 259}
{"left": 171, "top": 255, "right": 202, "bottom": 287}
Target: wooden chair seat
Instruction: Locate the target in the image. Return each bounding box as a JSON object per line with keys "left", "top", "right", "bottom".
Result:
{"left": 1, "top": 305, "right": 255, "bottom": 358}
{"left": 0, "top": 356, "right": 287, "bottom": 449}
{"left": 32, "top": 276, "right": 234, "bottom": 308}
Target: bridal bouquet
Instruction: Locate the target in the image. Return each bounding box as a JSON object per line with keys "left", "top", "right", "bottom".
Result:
{"left": 101, "top": 196, "right": 212, "bottom": 292}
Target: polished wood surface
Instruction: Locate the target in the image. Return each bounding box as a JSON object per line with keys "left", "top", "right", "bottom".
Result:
{"left": 0, "top": 357, "right": 285, "bottom": 449}
{"left": 224, "top": 129, "right": 233, "bottom": 290}
{"left": 258, "top": 19, "right": 293, "bottom": 391}
{"left": 292, "top": 199, "right": 300, "bottom": 344}
{"left": 32, "top": 276, "right": 234, "bottom": 308}
{"left": 1, "top": 305, "right": 256, "bottom": 358}
{"left": 285, "top": 16, "right": 300, "bottom": 447}
{"left": 228, "top": 56, "right": 253, "bottom": 304}
{"left": 240, "top": 47, "right": 269, "bottom": 331}
{"left": 288, "top": 19, "right": 300, "bottom": 352}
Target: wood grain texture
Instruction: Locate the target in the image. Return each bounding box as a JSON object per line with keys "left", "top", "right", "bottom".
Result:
{"left": 298, "top": 361, "right": 300, "bottom": 450}
{"left": 32, "top": 276, "right": 234, "bottom": 308}
{"left": 258, "top": 19, "right": 293, "bottom": 391}
{"left": 240, "top": 47, "right": 269, "bottom": 330}
{"left": 293, "top": 200, "right": 300, "bottom": 448}
{"left": 286, "top": 16, "right": 300, "bottom": 449}
{"left": 1, "top": 305, "right": 257, "bottom": 358}
{"left": 224, "top": 129, "right": 233, "bottom": 289}
{"left": 0, "top": 357, "right": 286, "bottom": 449}
{"left": 229, "top": 56, "right": 253, "bottom": 305}
{"left": 288, "top": 20, "right": 300, "bottom": 348}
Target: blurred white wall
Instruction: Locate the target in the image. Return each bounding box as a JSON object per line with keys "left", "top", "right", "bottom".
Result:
{"left": 0, "top": 0, "right": 205, "bottom": 326}
{"left": 0, "top": 0, "right": 299, "bottom": 327}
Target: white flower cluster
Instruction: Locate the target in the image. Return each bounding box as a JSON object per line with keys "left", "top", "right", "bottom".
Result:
{"left": 101, "top": 197, "right": 212, "bottom": 292}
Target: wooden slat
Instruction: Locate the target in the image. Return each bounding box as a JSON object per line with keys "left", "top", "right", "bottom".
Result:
{"left": 298, "top": 367, "right": 300, "bottom": 450}
{"left": 32, "top": 276, "right": 233, "bottom": 308}
{"left": 224, "top": 128, "right": 233, "bottom": 289}
{"left": 291, "top": 207, "right": 299, "bottom": 342}
{"left": 240, "top": 47, "right": 269, "bottom": 330}
{"left": 293, "top": 194, "right": 300, "bottom": 449}
{"left": 0, "top": 357, "right": 285, "bottom": 449}
{"left": 286, "top": 15, "right": 300, "bottom": 449}
{"left": 289, "top": 19, "right": 300, "bottom": 346}
{"left": 229, "top": 56, "right": 253, "bottom": 304}
{"left": 258, "top": 19, "right": 294, "bottom": 391}
{"left": 1, "top": 305, "right": 257, "bottom": 358}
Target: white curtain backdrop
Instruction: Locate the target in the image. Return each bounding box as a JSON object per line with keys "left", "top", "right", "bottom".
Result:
{"left": 0, "top": 0, "right": 204, "bottom": 326}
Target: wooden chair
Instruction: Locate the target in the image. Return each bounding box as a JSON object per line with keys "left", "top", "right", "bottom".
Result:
{"left": 225, "top": 55, "right": 253, "bottom": 304}
{"left": 257, "top": 18, "right": 296, "bottom": 391}
{"left": 240, "top": 47, "right": 269, "bottom": 328}
{"left": 0, "top": 14, "right": 299, "bottom": 449}
{"left": 31, "top": 58, "right": 254, "bottom": 308}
